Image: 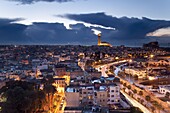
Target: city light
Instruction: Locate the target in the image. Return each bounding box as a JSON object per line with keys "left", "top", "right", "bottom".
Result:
{"left": 150, "top": 54, "right": 154, "bottom": 58}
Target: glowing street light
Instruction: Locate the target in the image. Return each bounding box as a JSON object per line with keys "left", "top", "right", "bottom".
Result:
{"left": 128, "top": 59, "right": 132, "bottom": 84}
{"left": 115, "top": 57, "right": 119, "bottom": 60}
{"left": 150, "top": 54, "right": 154, "bottom": 58}
{"left": 129, "top": 59, "right": 132, "bottom": 63}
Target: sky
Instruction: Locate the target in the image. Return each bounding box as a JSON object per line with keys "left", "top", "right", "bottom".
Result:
{"left": 0, "top": 0, "right": 170, "bottom": 46}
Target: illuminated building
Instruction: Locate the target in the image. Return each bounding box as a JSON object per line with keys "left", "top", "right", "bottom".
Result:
{"left": 143, "top": 41, "right": 159, "bottom": 48}
{"left": 54, "top": 65, "right": 66, "bottom": 76}
{"left": 97, "top": 33, "right": 112, "bottom": 47}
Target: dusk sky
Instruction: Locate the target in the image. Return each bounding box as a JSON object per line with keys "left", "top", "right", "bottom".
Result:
{"left": 0, "top": 0, "right": 170, "bottom": 46}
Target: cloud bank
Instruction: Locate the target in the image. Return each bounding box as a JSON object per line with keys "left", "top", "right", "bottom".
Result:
{"left": 0, "top": 18, "right": 97, "bottom": 45}
{"left": 0, "top": 13, "right": 170, "bottom": 46}
{"left": 63, "top": 12, "right": 170, "bottom": 40}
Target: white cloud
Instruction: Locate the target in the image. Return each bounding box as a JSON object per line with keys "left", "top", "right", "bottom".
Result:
{"left": 91, "top": 29, "right": 101, "bottom": 35}
{"left": 147, "top": 27, "right": 170, "bottom": 37}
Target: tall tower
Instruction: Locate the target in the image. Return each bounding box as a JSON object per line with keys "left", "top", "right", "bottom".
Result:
{"left": 98, "top": 33, "right": 101, "bottom": 45}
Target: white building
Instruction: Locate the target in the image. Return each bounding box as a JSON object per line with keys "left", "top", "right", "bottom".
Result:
{"left": 125, "top": 68, "right": 147, "bottom": 79}
{"left": 66, "top": 83, "right": 121, "bottom": 108}
{"left": 148, "top": 59, "right": 170, "bottom": 66}
{"left": 159, "top": 85, "right": 170, "bottom": 96}
{"left": 107, "top": 85, "right": 120, "bottom": 105}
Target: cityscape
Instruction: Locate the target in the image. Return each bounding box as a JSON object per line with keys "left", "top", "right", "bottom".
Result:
{"left": 0, "top": 0, "right": 170, "bottom": 113}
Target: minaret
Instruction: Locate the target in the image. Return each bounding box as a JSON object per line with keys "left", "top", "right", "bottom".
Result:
{"left": 98, "top": 33, "right": 101, "bottom": 46}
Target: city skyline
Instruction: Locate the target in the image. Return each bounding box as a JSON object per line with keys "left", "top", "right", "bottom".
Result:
{"left": 0, "top": 0, "right": 170, "bottom": 46}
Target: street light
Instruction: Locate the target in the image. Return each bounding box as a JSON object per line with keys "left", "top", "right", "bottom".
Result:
{"left": 115, "top": 57, "right": 119, "bottom": 60}
{"left": 150, "top": 54, "right": 154, "bottom": 58}
{"left": 129, "top": 59, "right": 132, "bottom": 63}
{"left": 128, "top": 59, "right": 132, "bottom": 83}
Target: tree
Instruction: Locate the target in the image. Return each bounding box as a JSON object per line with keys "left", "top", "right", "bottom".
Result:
{"left": 133, "top": 89, "right": 137, "bottom": 94}
{"left": 134, "top": 75, "right": 138, "bottom": 80}
{"left": 139, "top": 91, "right": 143, "bottom": 96}
{"left": 123, "top": 88, "right": 126, "bottom": 91}
{"left": 165, "top": 92, "right": 170, "bottom": 98}
{"left": 130, "top": 107, "right": 143, "bottom": 113}
{"left": 145, "top": 95, "right": 151, "bottom": 102}
{"left": 123, "top": 83, "right": 127, "bottom": 87}
{"left": 120, "top": 81, "right": 123, "bottom": 84}
{"left": 152, "top": 101, "right": 162, "bottom": 113}
{"left": 127, "top": 85, "right": 131, "bottom": 90}
{"left": 44, "top": 84, "right": 56, "bottom": 112}
{"left": 0, "top": 80, "right": 46, "bottom": 113}
{"left": 42, "top": 74, "right": 57, "bottom": 111}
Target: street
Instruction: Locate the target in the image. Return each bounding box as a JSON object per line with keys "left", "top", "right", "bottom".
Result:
{"left": 121, "top": 91, "right": 151, "bottom": 113}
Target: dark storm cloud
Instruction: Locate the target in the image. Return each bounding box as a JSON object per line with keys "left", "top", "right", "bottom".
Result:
{"left": 25, "top": 22, "right": 96, "bottom": 44}
{"left": 62, "top": 12, "right": 170, "bottom": 40}
{"left": 0, "top": 16, "right": 170, "bottom": 46}
{"left": 0, "top": 18, "right": 97, "bottom": 45}
{"left": 0, "top": 18, "right": 29, "bottom": 44}
{"left": 8, "top": 0, "right": 74, "bottom": 4}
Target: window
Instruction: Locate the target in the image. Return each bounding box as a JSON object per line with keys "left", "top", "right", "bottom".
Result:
{"left": 111, "top": 95, "right": 114, "bottom": 97}
{"left": 94, "top": 92, "right": 97, "bottom": 96}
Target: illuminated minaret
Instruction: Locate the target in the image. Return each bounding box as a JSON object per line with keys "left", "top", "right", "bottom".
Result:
{"left": 98, "top": 33, "right": 101, "bottom": 45}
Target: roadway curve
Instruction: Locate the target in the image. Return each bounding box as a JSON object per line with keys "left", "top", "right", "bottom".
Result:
{"left": 121, "top": 91, "right": 151, "bottom": 113}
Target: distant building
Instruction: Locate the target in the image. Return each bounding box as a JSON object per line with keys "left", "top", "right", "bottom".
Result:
{"left": 97, "top": 34, "right": 112, "bottom": 47}
{"left": 159, "top": 85, "right": 170, "bottom": 96}
{"left": 54, "top": 65, "right": 67, "bottom": 76}
{"left": 107, "top": 84, "right": 120, "bottom": 105}
{"left": 65, "top": 92, "right": 80, "bottom": 107}
{"left": 65, "top": 83, "right": 120, "bottom": 108}
{"left": 125, "top": 68, "right": 147, "bottom": 79}
{"left": 143, "top": 41, "right": 159, "bottom": 49}
{"left": 148, "top": 59, "right": 170, "bottom": 66}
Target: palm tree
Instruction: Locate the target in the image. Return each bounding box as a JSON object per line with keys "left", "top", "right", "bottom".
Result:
{"left": 127, "top": 85, "right": 131, "bottom": 90}
{"left": 44, "top": 84, "right": 56, "bottom": 112}
{"left": 165, "top": 92, "right": 170, "bottom": 98}
{"left": 123, "top": 83, "right": 127, "bottom": 87}
{"left": 133, "top": 89, "right": 137, "bottom": 94}
{"left": 145, "top": 95, "right": 151, "bottom": 102}
{"left": 152, "top": 101, "right": 162, "bottom": 113}
{"left": 139, "top": 91, "right": 143, "bottom": 96}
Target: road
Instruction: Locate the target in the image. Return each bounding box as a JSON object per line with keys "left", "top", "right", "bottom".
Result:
{"left": 94, "top": 59, "right": 129, "bottom": 69}
{"left": 95, "top": 60, "right": 151, "bottom": 113}
{"left": 95, "top": 60, "right": 170, "bottom": 113}
{"left": 121, "top": 91, "right": 151, "bottom": 113}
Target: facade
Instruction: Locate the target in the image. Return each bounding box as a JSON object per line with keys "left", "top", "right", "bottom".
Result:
{"left": 125, "top": 68, "right": 147, "bottom": 79}
{"left": 65, "top": 92, "right": 80, "bottom": 107}
{"left": 80, "top": 86, "right": 94, "bottom": 106}
{"left": 65, "top": 83, "right": 120, "bottom": 108}
{"left": 97, "top": 34, "right": 112, "bottom": 47}
{"left": 148, "top": 59, "right": 170, "bottom": 66}
{"left": 53, "top": 78, "right": 66, "bottom": 93}
{"left": 107, "top": 85, "right": 120, "bottom": 105}
{"left": 94, "top": 89, "right": 108, "bottom": 107}
{"left": 159, "top": 85, "right": 170, "bottom": 96}
{"left": 54, "top": 65, "right": 66, "bottom": 76}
